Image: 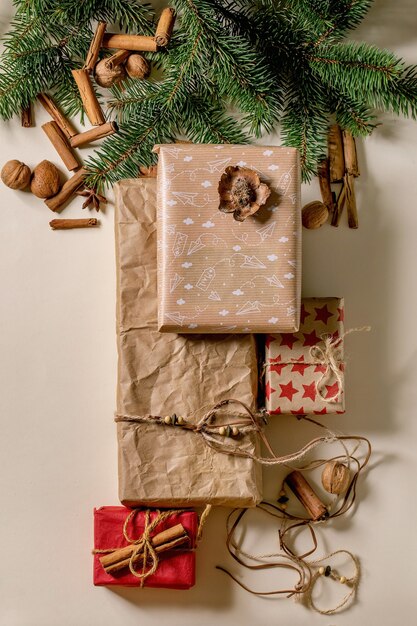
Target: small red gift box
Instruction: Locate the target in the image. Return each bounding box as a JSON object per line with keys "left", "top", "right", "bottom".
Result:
{"left": 265, "top": 297, "right": 345, "bottom": 415}
{"left": 93, "top": 507, "right": 197, "bottom": 588}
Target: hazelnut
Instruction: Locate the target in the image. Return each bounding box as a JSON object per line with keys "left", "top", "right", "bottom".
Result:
{"left": 126, "top": 54, "right": 151, "bottom": 79}
{"left": 1, "top": 159, "right": 31, "bottom": 190}
{"left": 94, "top": 58, "right": 126, "bottom": 88}
{"left": 302, "top": 201, "right": 329, "bottom": 229}
{"left": 321, "top": 461, "right": 350, "bottom": 495}
{"left": 30, "top": 160, "right": 61, "bottom": 199}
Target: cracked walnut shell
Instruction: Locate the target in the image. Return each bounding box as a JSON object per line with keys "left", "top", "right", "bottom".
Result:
{"left": 218, "top": 165, "right": 271, "bottom": 221}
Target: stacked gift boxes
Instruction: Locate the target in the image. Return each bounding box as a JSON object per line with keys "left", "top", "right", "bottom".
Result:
{"left": 95, "top": 143, "right": 351, "bottom": 588}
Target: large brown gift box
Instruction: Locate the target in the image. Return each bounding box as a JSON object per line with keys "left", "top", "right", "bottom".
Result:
{"left": 156, "top": 144, "right": 301, "bottom": 334}
{"left": 114, "top": 178, "right": 262, "bottom": 508}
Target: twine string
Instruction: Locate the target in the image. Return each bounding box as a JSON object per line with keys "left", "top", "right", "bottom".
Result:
{"left": 216, "top": 429, "right": 371, "bottom": 614}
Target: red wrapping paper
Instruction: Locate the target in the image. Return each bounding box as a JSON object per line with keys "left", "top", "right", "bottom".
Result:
{"left": 265, "top": 297, "right": 345, "bottom": 415}
{"left": 93, "top": 507, "right": 197, "bottom": 588}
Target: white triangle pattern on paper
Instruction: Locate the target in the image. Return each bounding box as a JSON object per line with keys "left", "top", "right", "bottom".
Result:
{"left": 236, "top": 301, "right": 262, "bottom": 315}
{"left": 266, "top": 275, "right": 285, "bottom": 288}
{"left": 170, "top": 273, "right": 184, "bottom": 293}
{"left": 240, "top": 255, "right": 266, "bottom": 269}
{"left": 207, "top": 158, "right": 232, "bottom": 173}
{"left": 256, "top": 222, "right": 276, "bottom": 241}
{"left": 165, "top": 312, "right": 186, "bottom": 326}
{"left": 208, "top": 290, "right": 221, "bottom": 301}
{"left": 172, "top": 191, "right": 199, "bottom": 206}
{"left": 187, "top": 237, "right": 206, "bottom": 256}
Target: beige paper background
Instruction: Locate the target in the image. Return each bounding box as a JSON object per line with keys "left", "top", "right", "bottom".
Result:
{"left": 1, "top": 0, "right": 417, "bottom": 623}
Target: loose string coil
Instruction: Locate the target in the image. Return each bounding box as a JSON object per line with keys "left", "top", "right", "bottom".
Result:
{"left": 93, "top": 505, "right": 211, "bottom": 585}
{"left": 115, "top": 398, "right": 367, "bottom": 468}
{"left": 216, "top": 427, "right": 370, "bottom": 614}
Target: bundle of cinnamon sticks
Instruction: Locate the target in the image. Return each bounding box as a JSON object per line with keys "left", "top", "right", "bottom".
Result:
{"left": 318, "top": 125, "right": 361, "bottom": 229}
{"left": 99, "top": 522, "right": 190, "bottom": 575}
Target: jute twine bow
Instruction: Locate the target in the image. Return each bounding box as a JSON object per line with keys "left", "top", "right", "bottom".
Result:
{"left": 309, "top": 326, "right": 371, "bottom": 403}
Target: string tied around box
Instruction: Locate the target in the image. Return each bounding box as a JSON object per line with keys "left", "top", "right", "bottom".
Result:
{"left": 264, "top": 325, "right": 370, "bottom": 404}
{"left": 93, "top": 505, "right": 211, "bottom": 584}
{"left": 115, "top": 398, "right": 367, "bottom": 468}
{"left": 309, "top": 326, "right": 370, "bottom": 403}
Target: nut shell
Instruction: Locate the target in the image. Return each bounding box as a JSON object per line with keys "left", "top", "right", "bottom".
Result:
{"left": 1, "top": 159, "right": 31, "bottom": 190}
{"left": 321, "top": 461, "right": 350, "bottom": 495}
{"left": 30, "top": 160, "right": 61, "bottom": 199}
{"left": 126, "top": 54, "right": 151, "bottom": 79}
{"left": 302, "top": 200, "right": 329, "bottom": 229}
{"left": 94, "top": 58, "right": 126, "bottom": 88}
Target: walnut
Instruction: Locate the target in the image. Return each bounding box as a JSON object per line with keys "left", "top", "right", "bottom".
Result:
{"left": 30, "top": 160, "right": 61, "bottom": 199}
{"left": 126, "top": 54, "right": 151, "bottom": 79}
{"left": 302, "top": 201, "right": 329, "bottom": 229}
{"left": 321, "top": 461, "right": 350, "bottom": 495}
{"left": 1, "top": 159, "right": 31, "bottom": 190}
{"left": 218, "top": 166, "right": 271, "bottom": 221}
{"left": 94, "top": 58, "right": 126, "bottom": 88}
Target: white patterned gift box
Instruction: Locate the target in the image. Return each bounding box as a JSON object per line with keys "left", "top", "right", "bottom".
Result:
{"left": 156, "top": 144, "right": 302, "bottom": 333}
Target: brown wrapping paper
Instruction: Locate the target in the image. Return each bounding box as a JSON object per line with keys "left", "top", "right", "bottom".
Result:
{"left": 156, "top": 144, "right": 302, "bottom": 334}
{"left": 115, "top": 179, "right": 262, "bottom": 507}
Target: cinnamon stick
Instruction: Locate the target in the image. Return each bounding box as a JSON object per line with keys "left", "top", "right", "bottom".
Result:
{"left": 50, "top": 218, "right": 98, "bottom": 230}
{"left": 21, "top": 104, "right": 34, "bottom": 128}
{"left": 342, "top": 130, "right": 360, "bottom": 177}
{"left": 317, "top": 158, "right": 334, "bottom": 218}
{"left": 331, "top": 184, "right": 346, "bottom": 227}
{"left": 155, "top": 8, "right": 176, "bottom": 47}
{"left": 105, "top": 49, "right": 130, "bottom": 70}
{"left": 37, "top": 93, "right": 77, "bottom": 139}
{"left": 84, "top": 21, "right": 107, "bottom": 72}
{"left": 104, "top": 535, "right": 189, "bottom": 576}
{"left": 45, "top": 168, "right": 86, "bottom": 212}
{"left": 344, "top": 173, "right": 359, "bottom": 229}
{"left": 285, "top": 471, "right": 328, "bottom": 521}
{"left": 70, "top": 121, "right": 118, "bottom": 148}
{"left": 99, "top": 523, "right": 188, "bottom": 574}
{"left": 102, "top": 33, "right": 157, "bottom": 52}
{"left": 42, "top": 121, "right": 80, "bottom": 171}
{"left": 72, "top": 69, "right": 105, "bottom": 126}
{"left": 328, "top": 124, "right": 345, "bottom": 183}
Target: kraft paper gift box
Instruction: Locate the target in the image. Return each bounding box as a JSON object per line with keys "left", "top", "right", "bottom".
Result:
{"left": 114, "top": 178, "right": 262, "bottom": 508}
{"left": 93, "top": 507, "right": 197, "bottom": 588}
{"left": 156, "top": 144, "right": 301, "bottom": 334}
{"left": 265, "top": 297, "right": 345, "bottom": 415}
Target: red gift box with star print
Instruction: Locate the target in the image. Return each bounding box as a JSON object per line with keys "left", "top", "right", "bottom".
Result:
{"left": 265, "top": 297, "right": 345, "bottom": 415}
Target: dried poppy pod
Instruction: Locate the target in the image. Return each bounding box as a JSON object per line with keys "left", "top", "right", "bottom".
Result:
{"left": 218, "top": 165, "right": 271, "bottom": 221}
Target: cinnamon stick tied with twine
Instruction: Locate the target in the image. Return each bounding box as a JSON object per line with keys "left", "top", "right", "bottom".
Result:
{"left": 328, "top": 124, "right": 345, "bottom": 183}
{"left": 45, "top": 167, "right": 86, "bottom": 212}
{"left": 285, "top": 471, "right": 328, "bottom": 521}
{"left": 70, "top": 121, "right": 118, "bottom": 148}
{"left": 94, "top": 509, "right": 191, "bottom": 584}
{"left": 84, "top": 21, "right": 107, "bottom": 72}
{"left": 155, "top": 8, "right": 176, "bottom": 47}
{"left": 37, "top": 93, "right": 77, "bottom": 139}
{"left": 102, "top": 33, "right": 157, "bottom": 52}
{"left": 317, "top": 158, "right": 334, "bottom": 218}
{"left": 49, "top": 218, "right": 98, "bottom": 230}
{"left": 42, "top": 121, "right": 79, "bottom": 171}
{"left": 72, "top": 69, "right": 105, "bottom": 126}
{"left": 342, "top": 129, "right": 360, "bottom": 229}
{"left": 100, "top": 523, "right": 189, "bottom": 575}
